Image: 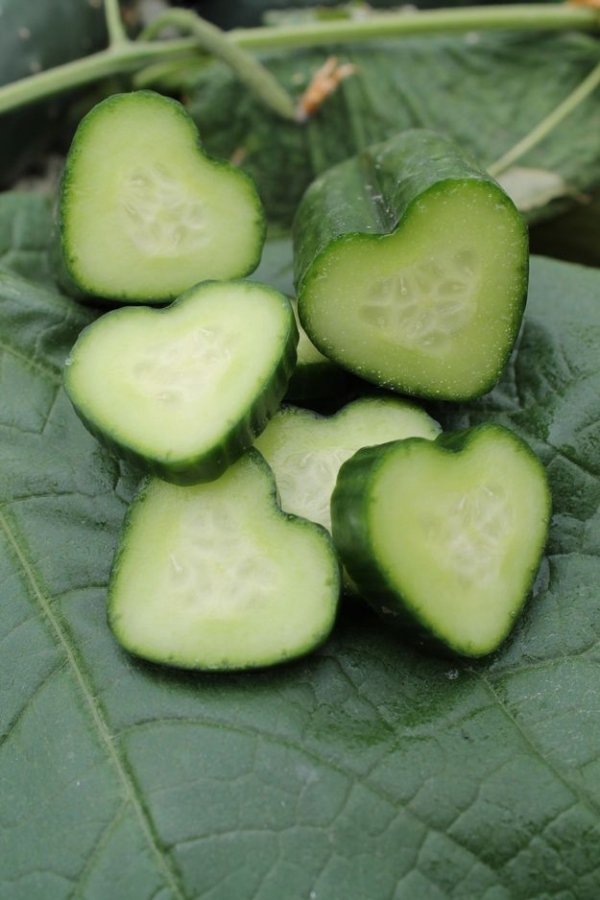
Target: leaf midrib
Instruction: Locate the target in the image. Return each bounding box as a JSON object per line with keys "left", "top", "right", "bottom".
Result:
{"left": 0, "top": 506, "right": 186, "bottom": 899}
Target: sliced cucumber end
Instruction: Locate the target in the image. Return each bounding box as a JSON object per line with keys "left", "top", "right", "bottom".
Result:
{"left": 256, "top": 397, "right": 440, "bottom": 534}
{"left": 64, "top": 281, "right": 297, "bottom": 483}
{"left": 374, "top": 430, "right": 549, "bottom": 655}
{"left": 60, "top": 91, "right": 266, "bottom": 302}
{"left": 109, "top": 454, "right": 340, "bottom": 670}
{"left": 300, "top": 180, "right": 528, "bottom": 400}
{"left": 332, "top": 425, "right": 551, "bottom": 658}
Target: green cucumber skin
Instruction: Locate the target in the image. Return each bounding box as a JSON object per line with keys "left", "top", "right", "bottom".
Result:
{"left": 331, "top": 441, "right": 424, "bottom": 636}
{"left": 330, "top": 424, "right": 552, "bottom": 659}
{"left": 57, "top": 91, "right": 267, "bottom": 303}
{"left": 108, "top": 450, "right": 341, "bottom": 671}
{"left": 294, "top": 129, "right": 524, "bottom": 291}
{"left": 64, "top": 282, "right": 298, "bottom": 485}
{"left": 293, "top": 130, "right": 529, "bottom": 401}
{"left": 0, "top": 0, "right": 108, "bottom": 187}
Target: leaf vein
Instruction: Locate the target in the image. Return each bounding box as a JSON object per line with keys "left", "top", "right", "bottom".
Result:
{"left": 478, "top": 672, "right": 600, "bottom": 818}
{"left": 0, "top": 339, "right": 62, "bottom": 384}
{"left": 120, "top": 715, "right": 494, "bottom": 871}
{"left": 0, "top": 507, "right": 187, "bottom": 900}
{"left": 0, "top": 660, "right": 65, "bottom": 744}
{"left": 41, "top": 384, "right": 62, "bottom": 434}
{"left": 69, "top": 802, "right": 129, "bottom": 898}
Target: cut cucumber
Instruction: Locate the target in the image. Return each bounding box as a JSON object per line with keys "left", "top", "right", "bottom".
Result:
{"left": 294, "top": 130, "right": 528, "bottom": 401}
{"left": 64, "top": 280, "right": 297, "bottom": 484}
{"left": 255, "top": 397, "right": 440, "bottom": 535}
{"left": 109, "top": 450, "right": 340, "bottom": 671}
{"left": 330, "top": 424, "right": 551, "bottom": 657}
{"left": 58, "top": 90, "right": 266, "bottom": 302}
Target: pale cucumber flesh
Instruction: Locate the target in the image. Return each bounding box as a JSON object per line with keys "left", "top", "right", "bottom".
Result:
{"left": 331, "top": 426, "right": 551, "bottom": 657}
{"left": 300, "top": 181, "right": 527, "bottom": 400}
{"left": 375, "top": 434, "right": 549, "bottom": 654}
{"left": 109, "top": 452, "right": 340, "bottom": 670}
{"left": 64, "top": 281, "right": 296, "bottom": 482}
{"left": 255, "top": 398, "right": 440, "bottom": 534}
{"left": 60, "top": 92, "right": 265, "bottom": 301}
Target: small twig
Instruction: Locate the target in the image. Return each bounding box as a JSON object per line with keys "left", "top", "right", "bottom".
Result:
{"left": 104, "top": 0, "right": 128, "bottom": 46}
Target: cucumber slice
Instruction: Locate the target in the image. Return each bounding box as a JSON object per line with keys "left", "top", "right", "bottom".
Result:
{"left": 64, "top": 280, "right": 297, "bottom": 484}
{"left": 58, "top": 91, "right": 266, "bottom": 303}
{"left": 294, "top": 130, "right": 528, "bottom": 401}
{"left": 331, "top": 424, "right": 551, "bottom": 657}
{"left": 255, "top": 397, "right": 440, "bottom": 535}
{"left": 109, "top": 451, "right": 340, "bottom": 671}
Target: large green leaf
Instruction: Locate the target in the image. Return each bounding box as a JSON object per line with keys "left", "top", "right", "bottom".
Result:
{"left": 188, "top": 31, "right": 600, "bottom": 228}
{"left": 1, "top": 194, "right": 600, "bottom": 898}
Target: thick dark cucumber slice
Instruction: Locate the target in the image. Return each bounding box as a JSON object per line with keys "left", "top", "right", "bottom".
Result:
{"left": 331, "top": 424, "right": 551, "bottom": 657}
{"left": 109, "top": 451, "right": 340, "bottom": 671}
{"left": 64, "top": 281, "right": 297, "bottom": 484}
{"left": 294, "top": 130, "right": 529, "bottom": 401}
{"left": 58, "top": 91, "right": 266, "bottom": 303}
{"left": 255, "top": 397, "right": 440, "bottom": 535}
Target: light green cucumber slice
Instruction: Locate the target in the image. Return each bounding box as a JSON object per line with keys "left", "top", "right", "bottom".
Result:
{"left": 64, "top": 280, "right": 297, "bottom": 484}
{"left": 255, "top": 397, "right": 440, "bottom": 534}
{"left": 58, "top": 90, "right": 266, "bottom": 302}
{"left": 294, "top": 130, "right": 528, "bottom": 401}
{"left": 109, "top": 451, "right": 340, "bottom": 671}
{"left": 331, "top": 424, "right": 551, "bottom": 657}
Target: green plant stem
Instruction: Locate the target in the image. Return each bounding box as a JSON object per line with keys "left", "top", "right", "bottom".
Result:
{"left": 0, "top": 5, "right": 597, "bottom": 118}
{"left": 231, "top": 4, "right": 599, "bottom": 50}
{"left": 133, "top": 55, "right": 208, "bottom": 90}
{"left": 0, "top": 40, "right": 200, "bottom": 115}
{"left": 488, "top": 59, "right": 600, "bottom": 176}
{"left": 104, "top": 0, "right": 128, "bottom": 46}
{"left": 141, "top": 9, "right": 295, "bottom": 119}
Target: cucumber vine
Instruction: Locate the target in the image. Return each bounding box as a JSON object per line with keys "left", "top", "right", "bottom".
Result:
{"left": 0, "top": 1, "right": 597, "bottom": 170}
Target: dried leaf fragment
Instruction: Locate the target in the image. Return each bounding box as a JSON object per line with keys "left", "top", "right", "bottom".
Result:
{"left": 295, "top": 56, "right": 357, "bottom": 122}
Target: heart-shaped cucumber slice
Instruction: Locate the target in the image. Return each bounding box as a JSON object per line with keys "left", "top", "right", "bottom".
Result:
{"left": 255, "top": 397, "right": 440, "bottom": 535}
{"left": 58, "top": 91, "right": 266, "bottom": 302}
{"left": 109, "top": 451, "right": 340, "bottom": 670}
{"left": 294, "top": 130, "right": 528, "bottom": 401}
{"left": 64, "top": 280, "right": 297, "bottom": 483}
{"left": 331, "top": 424, "right": 551, "bottom": 657}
